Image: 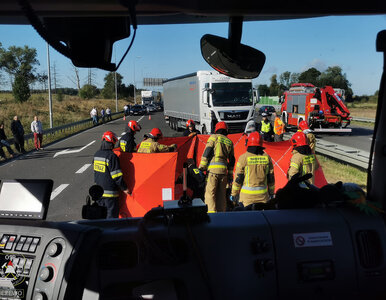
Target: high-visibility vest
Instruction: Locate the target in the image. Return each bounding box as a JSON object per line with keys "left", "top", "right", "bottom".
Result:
{"left": 274, "top": 117, "right": 284, "bottom": 135}
{"left": 261, "top": 121, "right": 271, "bottom": 133}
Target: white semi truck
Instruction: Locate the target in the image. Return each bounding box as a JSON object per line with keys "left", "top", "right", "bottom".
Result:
{"left": 163, "top": 71, "right": 256, "bottom": 133}
{"left": 141, "top": 90, "right": 158, "bottom": 105}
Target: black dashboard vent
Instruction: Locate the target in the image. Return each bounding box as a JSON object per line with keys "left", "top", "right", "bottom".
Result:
{"left": 356, "top": 230, "right": 383, "bottom": 269}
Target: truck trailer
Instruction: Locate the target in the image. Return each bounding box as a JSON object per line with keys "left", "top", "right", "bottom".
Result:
{"left": 163, "top": 71, "right": 256, "bottom": 133}
{"left": 281, "top": 83, "right": 352, "bottom": 133}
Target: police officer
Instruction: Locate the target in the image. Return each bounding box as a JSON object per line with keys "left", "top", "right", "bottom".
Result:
{"left": 257, "top": 112, "right": 274, "bottom": 142}
{"left": 183, "top": 119, "right": 201, "bottom": 137}
{"left": 120, "top": 120, "right": 141, "bottom": 152}
{"left": 93, "top": 131, "right": 130, "bottom": 218}
{"left": 137, "top": 128, "right": 177, "bottom": 153}
{"left": 298, "top": 120, "right": 316, "bottom": 153}
{"left": 231, "top": 132, "right": 275, "bottom": 206}
{"left": 199, "top": 122, "right": 235, "bottom": 212}
{"left": 287, "top": 131, "right": 319, "bottom": 185}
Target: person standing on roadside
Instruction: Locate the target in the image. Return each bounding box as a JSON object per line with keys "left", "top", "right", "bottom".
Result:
{"left": 90, "top": 107, "right": 98, "bottom": 125}
{"left": 106, "top": 107, "right": 112, "bottom": 121}
{"left": 11, "top": 115, "right": 25, "bottom": 153}
{"left": 0, "top": 122, "right": 14, "bottom": 160}
{"left": 100, "top": 108, "right": 106, "bottom": 124}
{"left": 31, "top": 115, "right": 44, "bottom": 150}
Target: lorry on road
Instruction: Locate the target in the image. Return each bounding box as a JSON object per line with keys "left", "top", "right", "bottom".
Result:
{"left": 163, "top": 71, "right": 256, "bottom": 133}
{"left": 141, "top": 90, "right": 158, "bottom": 105}
{"left": 281, "top": 83, "right": 352, "bottom": 133}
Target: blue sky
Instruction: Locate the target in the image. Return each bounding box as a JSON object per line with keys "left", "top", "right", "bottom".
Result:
{"left": 0, "top": 15, "right": 385, "bottom": 95}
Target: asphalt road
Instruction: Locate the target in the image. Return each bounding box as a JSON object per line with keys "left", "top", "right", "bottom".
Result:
{"left": 0, "top": 111, "right": 176, "bottom": 222}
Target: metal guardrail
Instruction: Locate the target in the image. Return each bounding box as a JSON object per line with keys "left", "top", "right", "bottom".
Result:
{"left": 283, "top": 132, "right": 370, "bottom": 170}
{"left": 351, "top": 116, "right": 375, "bottom": 123}
{"left": 315, "top": 140, "right": 370, "bottom": 170}
{"left": 6, "top": 111, "right": 123, "bottom": 147}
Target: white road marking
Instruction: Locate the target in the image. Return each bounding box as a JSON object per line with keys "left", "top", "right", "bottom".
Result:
{"left": 75, "top": 163, "right": 91, "bottom": 174}
{"left": 137, "top": 115, "right": 145, "bottom": 122}
{"left": 54, "top": 140, "right": 96, "bottom": 158}
{"left": 50, "top": 184, "right": 69, "bottom": 200}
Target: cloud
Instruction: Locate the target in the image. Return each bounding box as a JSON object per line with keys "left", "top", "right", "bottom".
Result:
{"left": 301, "top": 59, "right": 327, "bottom": 72}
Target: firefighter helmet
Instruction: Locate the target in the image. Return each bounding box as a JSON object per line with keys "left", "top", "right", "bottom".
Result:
{"left": 102, "top": 131, "right": 118, "bottom": 144}
{"left": 291, "top": 131, "right": 308, "bottom": 147}
{"left": 150, "top": 128, "right": 163, "bottom": 139}
{"left": 215, "top": 121, "right": 228, "bottom": 132}
{"left": 128, "top": 120, "right": 141, "bottom": 132}
{"left": 246, "top": 132, "right": 263, "bottom": 147}
{"left": 186, "top": 119, "right": 195, "bottom": 128}
{"left": 298, "top": 120, "right": 309, "bottom": 131}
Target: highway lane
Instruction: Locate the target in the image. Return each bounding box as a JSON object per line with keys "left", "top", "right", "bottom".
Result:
{"left": 0, "top": 112, "right": 174, "bottom": 222}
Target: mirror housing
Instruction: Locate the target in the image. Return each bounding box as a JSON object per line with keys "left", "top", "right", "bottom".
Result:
{"left": 200, "top": 34, "right": 266, "bottom": 79}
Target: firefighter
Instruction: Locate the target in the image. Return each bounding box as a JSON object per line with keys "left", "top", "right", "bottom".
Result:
{"left": 273, "top": 112, "right": 285, "bottom": 142}
{"left": 257, "top": 113, "right": 274, "bottom": 142}
{"left": 137, "top": 128, "right": 177, "bottom": 153}
{"left": 231, "top": 132, "right": 275, "bottom": 207}
{"left": 183, "top": 119, "right": 201, "bottom": 137}
{"left": 298, "top": 120, "right": 316, "bottom": 153}
{"left": 93, "top": 131, "right": 130, "bottom": 218}
{"left": 287, "top": 131, "right": 319, "bottom": 185}
{"left": 120, "top": 120, "right": 141, "bottom": 152}
{"left": 199, "top": 122, "right": 235, "bottom": 212}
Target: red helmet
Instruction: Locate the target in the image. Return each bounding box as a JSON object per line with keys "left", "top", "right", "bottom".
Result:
{"left": 150, "top": 128, "right": 163, "bottom": 139}
{"left": 102, "top": 131, "right": 118, "bottom": 144}
{"left": 186, "top": 119, "right": 195, "bottom": 128}
{"left": 215, "top": 121, "right": 228, "bottom": 132}
{"left": 298, "top": 120, "right": 309, "bottom": 131}
{"left": 246, "top": 132, "right": 263, "bottom": 147}
{"left": 291, "top": 131, "right": 308, "bottom": 147}
{"left": 128, "top": 120, "right": 141, "bottom": 132}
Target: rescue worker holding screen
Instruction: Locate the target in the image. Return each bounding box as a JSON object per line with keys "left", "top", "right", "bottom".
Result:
{"left": 230, "top": 132, "right": 275, "bottom": 206}
{"left": 137, "top": 128, "right": 177, "bottom": 153}
{"left": 183, "top": 119, "right": 201, "bottom": 137}
{"left": 93, "top": 131, "right": 130, "bottom": 218}
{"left": 120, "top": 120, "right": 141, "bottom": 153}
{"left": 298, "top": 120, "right": 316, "bottom": 153}
{"left": 199, "top": 122, "right": 235, "bottom": 212}
{"left": 287, "top": 131, "right": 319, "bottom": 185}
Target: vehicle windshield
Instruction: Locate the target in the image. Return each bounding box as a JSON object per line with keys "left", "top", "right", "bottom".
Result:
{"left": 0, "top": 15, "right": 383, "bottom": 222}
{"left": 211, "top": 82, "right": 253, "bottom": 106}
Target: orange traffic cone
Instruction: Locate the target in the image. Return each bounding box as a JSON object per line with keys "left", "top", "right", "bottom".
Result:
{"left": 148, "top": 114, "right": 151, "bottom": 120}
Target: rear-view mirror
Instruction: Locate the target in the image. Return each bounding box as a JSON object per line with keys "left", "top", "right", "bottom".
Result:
{"left": 200, "top": 34, "right": 266, "bottom": 79}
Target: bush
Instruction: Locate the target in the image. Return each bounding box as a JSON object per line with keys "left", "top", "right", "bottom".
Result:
{"left": 79, "top": 84, "right": 98, "bottom": 99}
{"left": 12, "top": 74, "right": 30, "bottom": 103}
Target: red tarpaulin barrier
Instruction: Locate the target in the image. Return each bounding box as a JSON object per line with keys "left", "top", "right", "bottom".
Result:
{"left": 117, "top": 134, "right": 328, "bottom": 217}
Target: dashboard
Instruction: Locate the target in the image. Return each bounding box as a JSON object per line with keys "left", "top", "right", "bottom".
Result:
{"left": 0, "top": 207, "right": 385, "bottom": 299}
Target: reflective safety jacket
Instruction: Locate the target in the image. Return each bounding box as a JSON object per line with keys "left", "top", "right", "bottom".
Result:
{"left": 274, "top": 117, "right": 285, "bottom": 135}
{"left": 120, "top": 129, "right": 136, "bottom": 153}
{"left": 137, "top": 138, "right": 175, "bottom": 153}
{"left": 260, "top": 120, "right": 272, "bottom": 133}
{"left": 231, "top": 151, "right": 275, "bottom": 204}
{"left": 287, "top": 150, "right": 319, "bottom": 185}
{"left": 93, "top": 149, "right": 127, "bottom": 198}
{"left": 199, "top": 134, "right": 235, "bottom": 175}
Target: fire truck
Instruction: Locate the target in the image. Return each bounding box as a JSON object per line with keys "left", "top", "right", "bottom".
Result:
{"left": 281, "top": 83, "right": 352, "bottom": 132}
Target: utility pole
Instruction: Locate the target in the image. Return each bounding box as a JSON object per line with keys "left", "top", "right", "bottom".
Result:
{"left": 46, "top": 43, "right": 53, "bottom": 128}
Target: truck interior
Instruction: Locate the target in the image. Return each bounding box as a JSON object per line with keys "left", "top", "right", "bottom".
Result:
{"left": 0, "top": 1, "right": 385, "bottom": 299}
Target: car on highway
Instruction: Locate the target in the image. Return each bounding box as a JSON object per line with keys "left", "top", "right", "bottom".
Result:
{"left": 147, "top": 104, "right": 157, "bottom": 112}
{"left": 130, "top": 104, "right": 145, "bottom": 115}
{"left": 155, "top": 102, "right": 164, "bottom": 111}
{"left": 258, "top": 105, "right": 276, "bottom": 116}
